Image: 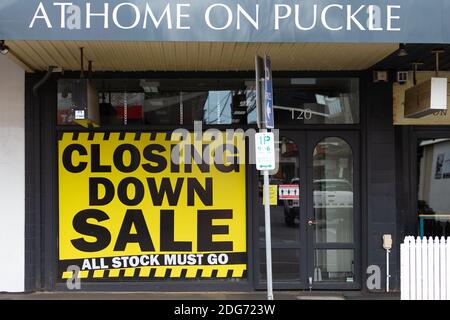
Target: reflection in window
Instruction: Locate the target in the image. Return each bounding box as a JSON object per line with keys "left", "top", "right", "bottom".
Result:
{"left": 203, "top": 91, "right": 232, "bottom": 124}
{"left": 258, "top": 137, "right": 300, "bottom": 246}
{"left": 270, "top": 78, "right": 360, "bottom": 125}
{"left": 57, "top": 78, "right": 256, "bottom": 126}
{"left": 313, "top": 250, "right": 354, "bottom": 283}
{"left": 417, "top": 139, "right": 450, "bottom": 237}
{"left": 313, "top": 137, "right": 354, "bottom": 244}
{"left": 142, "top": 91, "right": 204, "bottom": 125}
{"left": 260, "top": 249, "right": 301, "bottom": 282}
{"left": 57, "top": 78, "right": 359, "bottom": 127}
{"left": 108, "top": 92, "right": 145, "bottom": 125}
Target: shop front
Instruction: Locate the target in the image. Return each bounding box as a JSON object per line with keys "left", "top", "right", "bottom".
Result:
{"left": 2, "top": 0, "right": 450, "bottom": 293}
{"left": 23, "top": 72, "right": 376, "bottom": 292}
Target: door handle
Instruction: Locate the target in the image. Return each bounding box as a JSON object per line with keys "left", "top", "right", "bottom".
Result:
{"left": 308, "top": 219, "right": 317, "bottom": 226}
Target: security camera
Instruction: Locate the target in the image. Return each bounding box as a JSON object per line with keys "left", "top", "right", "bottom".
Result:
{"left": 396, "top": 71, "right": 409, "bottom": 85}
{"left": 0, "top": 40, "right": 9, "bottom": 55}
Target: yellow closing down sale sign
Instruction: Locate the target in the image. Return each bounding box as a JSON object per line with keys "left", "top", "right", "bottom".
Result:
{"left": 58, "top": 132, "right": 246, "bottom": 281}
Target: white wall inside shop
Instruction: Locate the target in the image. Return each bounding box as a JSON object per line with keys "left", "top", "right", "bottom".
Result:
{"left": 0, "top": 55, "right": 24, "bottom": 292}
{"left": 429, "top": 141, "right": 450, "bottom": 212}
{"left": 419, "top": 140, "right": 450, "bottom": 213}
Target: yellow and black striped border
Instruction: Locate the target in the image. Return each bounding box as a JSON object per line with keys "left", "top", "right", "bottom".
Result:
{"left": 58, "top": 131, "right": 244, "bottom": 143}
{"left": 61, "top": 265, "right": 247, "bottom": 281}
{"left": 58, "top": 131, "right": 187, "bottom": 142}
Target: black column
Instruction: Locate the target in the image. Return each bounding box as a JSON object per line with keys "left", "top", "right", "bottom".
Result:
{"left": 363, "top": 71, "right": 399, "bottom": 291}
{"left": 25, "top": 73, "right": 58, "bottom": 291}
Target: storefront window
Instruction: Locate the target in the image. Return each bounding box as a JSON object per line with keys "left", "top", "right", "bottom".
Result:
{"left": 57, "top": 78, "right": 256, "bottom": 126}
{"left": 282, "top": 78, "right": 359, "bottom": 125}
{"left": 313, "top": 250, "right": 354, "bottom": 283}
{"left": 57, "top": 77, "right": 359, "bottom": 127}
{"left": 260, "top": 249, "right": 301, "bottom": 282}
{"left": 248, "top": 78, "right": 360, "bottom": 125}
{"left": 108, "top": 92, "right": 145, "bottom": 125}
{"left": 57, "top": 131, "right": 248, "bottom": 283}
{"left": 417, "top": 139, "right": 450, "bottom": 238}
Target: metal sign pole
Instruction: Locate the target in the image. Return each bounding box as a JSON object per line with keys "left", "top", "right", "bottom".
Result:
{"left": 256, "top": 54, "right": 274, "bottom": 301}
{"left": 262, "top": 133, "right": 274, "bottom": 301}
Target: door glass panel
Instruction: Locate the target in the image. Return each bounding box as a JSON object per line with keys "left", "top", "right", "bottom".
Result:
{"left": 313, "top": 137, "right": 354, "bottom": 243}
{"left": 259, "top": 137, "right": 300, "bottom": 245}
{"left": 313, "top": 250, "right": 354, "bottom": 282}
{"left": 260, "top": 249, "right": 301, "bottom": 282}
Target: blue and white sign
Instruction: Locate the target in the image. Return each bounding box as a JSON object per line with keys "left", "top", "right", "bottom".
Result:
{"left": 264, "top": 55, "right": 274, "bottom": 129}
{"left": 1, "top": 0, "right": 450, "bottom": 43}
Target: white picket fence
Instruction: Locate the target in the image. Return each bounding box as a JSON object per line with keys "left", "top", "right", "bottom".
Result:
{"left": 401, "top": 236, "right": 450, "bottom": 300}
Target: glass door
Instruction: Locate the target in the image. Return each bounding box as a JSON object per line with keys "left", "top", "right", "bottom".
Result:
{"left": 255, "top": 132, "right": 307, "bottom": 289}
{"left": 255, "top": 131, "right": 360, "bottom": 290}
{"left": 306, "top": 131, "right": 360, "bottom": 289}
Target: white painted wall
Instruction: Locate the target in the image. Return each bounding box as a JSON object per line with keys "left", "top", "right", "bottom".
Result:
{"left": 0, "top": 55, "right": 25, "bottom": 292}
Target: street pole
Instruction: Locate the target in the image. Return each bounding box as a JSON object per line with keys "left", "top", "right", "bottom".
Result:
{"left": 262, "top": 128, "right": 274, "bottom": 301}
{"left": 256, "top": 54, "right": 274, "bottom": 301}
{"left": 263, "top": 173, "right": 274, "bottom": 300}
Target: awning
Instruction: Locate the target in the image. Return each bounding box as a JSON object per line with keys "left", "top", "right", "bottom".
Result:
{"left": 6, "top": 41, "right": 398, "bottom": 72}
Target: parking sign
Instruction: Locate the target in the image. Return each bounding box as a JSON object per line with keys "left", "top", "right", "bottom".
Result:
{"left": 255, "top": 132, "right": 275, "bottom": 170}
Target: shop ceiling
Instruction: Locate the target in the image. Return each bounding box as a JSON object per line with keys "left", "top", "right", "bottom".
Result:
{"left": 372, "top": 44, "right": 450, "bottom": 71}
{"left": 6, "top": 41, "right": 399, "bottom": 73}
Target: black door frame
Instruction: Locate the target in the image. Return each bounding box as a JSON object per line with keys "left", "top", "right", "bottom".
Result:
{"left": 306, "top": 130, "right": 361, "bottom": 290}
{"left": 253, "top": 131, "right": 308, "bottom": 290}
{"left": 253, "top": 130, "right": 361, "bottom": 290}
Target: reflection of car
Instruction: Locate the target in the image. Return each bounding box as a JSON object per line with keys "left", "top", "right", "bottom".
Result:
{"left": 313, "top": 179, "right": 353, "bottom": 208}
{"left": 283, "top": 178, "right": 353, "bottom": 227}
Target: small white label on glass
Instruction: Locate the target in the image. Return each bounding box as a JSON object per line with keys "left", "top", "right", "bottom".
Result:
{"left": 75, "top": 110, "right": 85, "bottom": 120}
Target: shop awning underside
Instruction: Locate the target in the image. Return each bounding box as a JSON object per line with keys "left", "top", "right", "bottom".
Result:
{"left": 6, "top": 41, "right": 398, "bottom": 73}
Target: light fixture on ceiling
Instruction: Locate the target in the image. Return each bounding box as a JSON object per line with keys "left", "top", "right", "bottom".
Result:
{"left": 431, "top": 49, "right": 445, "bottom": 77}
{"left": 0, "top": 40, "right": 9, "bottom": 55}
{"left": 397, "top": 43, "right": 408, "bottom": 57}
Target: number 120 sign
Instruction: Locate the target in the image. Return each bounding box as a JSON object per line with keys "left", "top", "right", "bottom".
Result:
{"left": 255, "top": 132, "right": 275, "bottom": 171}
